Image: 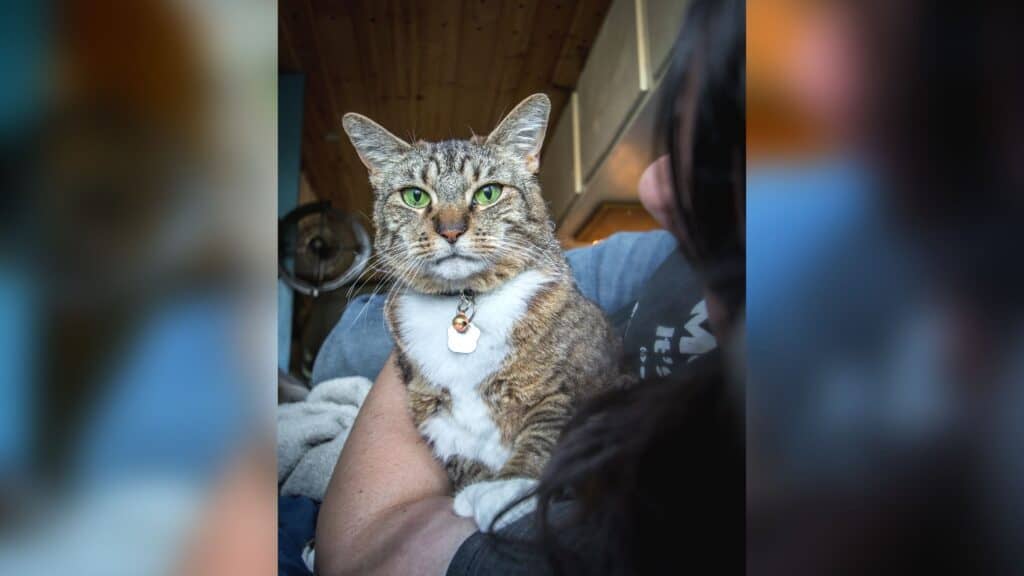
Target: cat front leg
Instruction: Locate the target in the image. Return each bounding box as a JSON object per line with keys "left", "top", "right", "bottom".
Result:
{"left": 497, "top": 390, "right": 572, "bottom": 478}
{"left": 453, "top": 395, "right": 570, "bottom": 532}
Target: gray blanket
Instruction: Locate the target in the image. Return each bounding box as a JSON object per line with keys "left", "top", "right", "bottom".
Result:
{"left": 277, "top": 376, "right": 372, "bottom": 500}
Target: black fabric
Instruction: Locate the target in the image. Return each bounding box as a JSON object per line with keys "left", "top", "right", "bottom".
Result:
{"left": 446, "top": 519, "right": 552, "bottom": 576}
{"left": 609, "top": 249, "right": 716, "bottom": 379}
{"left": 446, "top": 502, "right": 595, "bottom": 576}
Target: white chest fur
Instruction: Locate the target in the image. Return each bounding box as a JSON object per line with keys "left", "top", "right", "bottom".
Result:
{"left": 394, "top": 269, "right": 552, "bottom": 470}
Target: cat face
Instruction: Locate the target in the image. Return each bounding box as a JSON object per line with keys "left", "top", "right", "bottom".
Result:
{"left": 343, "top": 94, "right": 559, "bottom": 294}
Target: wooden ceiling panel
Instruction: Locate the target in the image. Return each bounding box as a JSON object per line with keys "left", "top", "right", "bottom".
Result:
{"left": 281, "top": 0, "right": 613, "bottom": 228}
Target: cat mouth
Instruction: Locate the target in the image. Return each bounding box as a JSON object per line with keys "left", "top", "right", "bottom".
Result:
{"left": 430, "top": 253, "right": 487, "bottom": 280}
{"left": 433, "top": 251, "right": 481, "bottom": 264}
{"left": 434, "top": 254, "right": 472, "bottom": 263}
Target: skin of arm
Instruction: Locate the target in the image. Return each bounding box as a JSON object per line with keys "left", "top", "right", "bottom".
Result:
{"left": 316, "top": 353, "right": 477, "bottom": 576}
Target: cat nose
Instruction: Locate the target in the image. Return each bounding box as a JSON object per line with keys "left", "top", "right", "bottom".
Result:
{"left": 439, "top": 227, "right": 465, "bottom": 244}
{"left": 436, "top": 215, "right": 468, "bottom": 241}
{"left": 434, "top": 208, "right": 468, "bottom": 244}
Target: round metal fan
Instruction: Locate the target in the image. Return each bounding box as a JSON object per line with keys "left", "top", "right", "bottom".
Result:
{"left": 278, "top": 201, "right": 371, "bottom": 297}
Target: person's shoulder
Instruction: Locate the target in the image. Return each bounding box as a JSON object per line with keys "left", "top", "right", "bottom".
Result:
{"left": 566, "top": 230, "right": 677, "bottom": 270}
{"left": 565, "top": 230, "right": 680, "bottom": 314}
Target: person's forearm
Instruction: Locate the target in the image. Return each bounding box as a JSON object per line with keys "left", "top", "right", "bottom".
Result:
{"left": 316, "top": 353, "right": 475, "bottom": 575}
{"left": 319, "top": 496, "right": 474, "bottom": 576}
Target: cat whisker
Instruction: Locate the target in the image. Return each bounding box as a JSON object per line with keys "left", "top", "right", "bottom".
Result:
{"left": 344, "top": 245, "right": 409, "bottom": 299}
{"left": 473, "top": 237, "right": 563, "bottom": 272}
{"left": 349, "top": 254, "right": 415, "bottom": 327}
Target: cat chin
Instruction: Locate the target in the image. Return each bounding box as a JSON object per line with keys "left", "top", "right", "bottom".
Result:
{"left": 430, "top": 256, "right": 488, "bottom": 282}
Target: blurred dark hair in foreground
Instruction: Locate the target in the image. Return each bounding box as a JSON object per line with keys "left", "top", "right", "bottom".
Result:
{"left": 747, "top": 0, "right": 1023, "bottom": 573}
{"left": 0, "top": 0, "right": 275, "bottom": 574}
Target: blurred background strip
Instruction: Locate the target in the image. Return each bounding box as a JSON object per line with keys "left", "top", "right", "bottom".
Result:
{"left": 1, "top": 0, "right": 277, "bottom": 574}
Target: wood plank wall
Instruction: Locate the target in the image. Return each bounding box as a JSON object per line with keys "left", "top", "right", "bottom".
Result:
{"left": 280, "top": 0, "right": 612, "bottom": 231}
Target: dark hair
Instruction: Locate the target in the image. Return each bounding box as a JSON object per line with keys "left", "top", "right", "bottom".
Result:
{"left": 489, "top": 1, "right": 746, "bottom": 573}
{"left": 664, "top": 0, "right": 746, "bottom": 317}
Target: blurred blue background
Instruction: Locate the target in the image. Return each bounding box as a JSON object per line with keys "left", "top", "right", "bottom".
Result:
{"left": 0, "top": 0, "right": 276, "bottom": 574}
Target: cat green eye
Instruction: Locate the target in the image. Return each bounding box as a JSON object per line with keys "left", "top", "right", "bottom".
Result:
{"left": 473, "top": 184, "right": 503, "bottom": 206}
{"left": 400, "top": 187, "right": 430, "bottom": 208}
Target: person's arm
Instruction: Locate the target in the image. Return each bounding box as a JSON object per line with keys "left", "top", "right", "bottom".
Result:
{"left": 316, "top": 352, "right": 476, "bottom": 576}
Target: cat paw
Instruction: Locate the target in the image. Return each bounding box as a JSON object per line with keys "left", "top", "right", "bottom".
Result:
{"left": 453, "top": 478, "right": 538, "bottom": 532}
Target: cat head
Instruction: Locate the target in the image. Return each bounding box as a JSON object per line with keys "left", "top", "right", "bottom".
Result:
{"left": 343, "top": 93, "right": 560, "bottom": 294}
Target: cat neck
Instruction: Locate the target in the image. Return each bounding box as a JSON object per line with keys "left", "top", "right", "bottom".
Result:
{"left": 410, "top": 260, "right": 569, "bottom": 298}
{"left": 398, "top": 268, "right": 556, "bottom": 304}
{"left": 391, "top": 269, "right": 556, "bottom": 389}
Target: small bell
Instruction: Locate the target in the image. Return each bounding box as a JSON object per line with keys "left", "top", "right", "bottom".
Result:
{"left": 448, "top": 290, "right": 479, "bottom": 353}
{"left": 452, "top": 312, "right": 470, "bottom": 333}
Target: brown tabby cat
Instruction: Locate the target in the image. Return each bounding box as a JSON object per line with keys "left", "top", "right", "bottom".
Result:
{"left": 342, "top": 94, "right": 617, "bottom": 531}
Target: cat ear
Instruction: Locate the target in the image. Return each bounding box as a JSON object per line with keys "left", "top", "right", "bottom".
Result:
{"left": 342, "top": 113, "right": 412, "bottom": 173}
{"left": 486, "top": 93, "right": 551, "bottom": 173}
